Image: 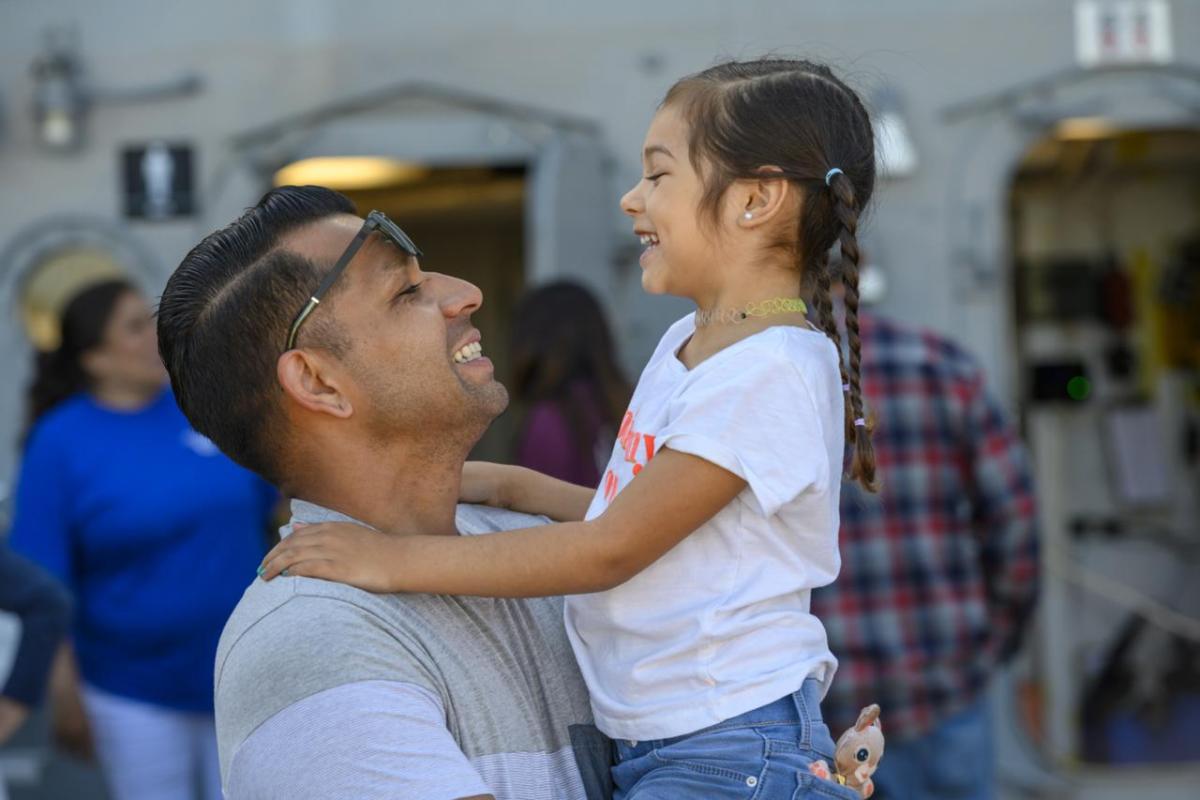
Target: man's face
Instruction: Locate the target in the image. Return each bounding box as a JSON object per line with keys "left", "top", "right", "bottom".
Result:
{"left": 286, "top": 214, "right": 508, "bottom": 444}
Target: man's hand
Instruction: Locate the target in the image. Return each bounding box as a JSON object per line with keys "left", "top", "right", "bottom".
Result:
{"left": 259, "top": 522, "right": 408, "bottom": 593}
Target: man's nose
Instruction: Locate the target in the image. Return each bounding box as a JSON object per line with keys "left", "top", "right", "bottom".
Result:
{"left": 440, "top": 275, "right": 483, "bottom": 318}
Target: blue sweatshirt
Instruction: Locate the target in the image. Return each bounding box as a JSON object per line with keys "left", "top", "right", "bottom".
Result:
{"left": 8, "top": 388, "right": 276, "bottom": 712}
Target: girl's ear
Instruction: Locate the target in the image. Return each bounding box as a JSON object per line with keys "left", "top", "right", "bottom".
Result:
{"left": 735, "top": 166, "right": 795, "bottom": 229}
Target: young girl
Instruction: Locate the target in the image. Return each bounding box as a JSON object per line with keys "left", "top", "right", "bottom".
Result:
{"left": 263, "top": 57, "right": 878, "bottom": 799}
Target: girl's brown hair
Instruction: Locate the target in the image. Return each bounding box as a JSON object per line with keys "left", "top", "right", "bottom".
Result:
{"left": 663, "top": 57, "right": 878, "bottom": 491}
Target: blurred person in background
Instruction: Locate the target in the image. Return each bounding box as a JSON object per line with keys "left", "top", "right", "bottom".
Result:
{"left": 510, "top": 281, "right": 631, "bottom": 487}
{"left": 810, "top": 272, "right": 1039, "bottom": 800}
{"left": 8, "top": 279, "right": 277, "bottom": 800}
{"left": 0, "top": 546, "right": 72, "bottom": 799}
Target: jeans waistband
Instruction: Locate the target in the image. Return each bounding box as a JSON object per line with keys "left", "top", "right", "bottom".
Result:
{"left": 653, "top": 677, "right": 825, "bottom": 748}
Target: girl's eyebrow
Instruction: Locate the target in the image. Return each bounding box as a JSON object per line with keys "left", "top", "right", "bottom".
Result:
{"left": 643, "top": 144, "right": 674, "bottom": 162}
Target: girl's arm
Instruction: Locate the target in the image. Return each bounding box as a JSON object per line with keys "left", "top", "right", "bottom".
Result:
{"left": 261, "top": 449, "right": 745, "bottom": 597}
{"left": 463, "top": 462, "right": 594, "bottom": 523}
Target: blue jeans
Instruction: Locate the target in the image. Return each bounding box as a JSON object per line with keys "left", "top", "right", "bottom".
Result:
{"left": 872, "top": 697, "right": 993, "bottom": 800}
{"left": 612, "top": 679, "right": 860, "bottom": 800}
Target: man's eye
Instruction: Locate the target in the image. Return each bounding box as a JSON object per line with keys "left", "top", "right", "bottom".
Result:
{"left": 392, "top": 282, "right": 423, "bottom": 304}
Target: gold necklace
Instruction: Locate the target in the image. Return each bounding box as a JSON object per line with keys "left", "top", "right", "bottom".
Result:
{"left": 694, "top": 297, "right": 808, "bottom": 327}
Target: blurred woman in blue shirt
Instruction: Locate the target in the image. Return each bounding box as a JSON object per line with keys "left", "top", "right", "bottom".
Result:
{"left": 9, "top": 279, "right": 275, "bottom": 800}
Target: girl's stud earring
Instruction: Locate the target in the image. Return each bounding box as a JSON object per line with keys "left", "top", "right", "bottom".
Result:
{"left": 743, "top": 212, "right": 753, "bottom": 220}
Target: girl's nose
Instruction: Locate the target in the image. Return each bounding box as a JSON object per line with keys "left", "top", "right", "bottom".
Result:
{"left": 620, "top": 183, "right": 643, "bottom": 217}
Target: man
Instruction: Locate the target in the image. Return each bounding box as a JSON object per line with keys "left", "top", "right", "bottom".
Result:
{"left": 811, "top": 302, "right": 1039, "bottom": 800}
{"left": 156, "top": 186, "right": 611, "bottom": 800}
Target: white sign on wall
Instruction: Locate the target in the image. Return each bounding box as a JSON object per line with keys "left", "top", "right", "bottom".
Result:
{"left": 1075, "top": 0, "right": 1173, "bottom": 66}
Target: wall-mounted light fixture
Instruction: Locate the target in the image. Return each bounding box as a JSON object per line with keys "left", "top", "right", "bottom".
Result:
{"left": 1055, "top": 116, "right": 1121, "bottom": 140}
{"left": 29, "top": 26, "right": 203, "bottom": 155}
{"left": 274, "top": 157, "right": 429, "bottom": 191}
{"left": 872, "top": 87, "right": 919, "bottom": 179}
{"left": 31, "top": 29, "right": 86, "bottom": 152}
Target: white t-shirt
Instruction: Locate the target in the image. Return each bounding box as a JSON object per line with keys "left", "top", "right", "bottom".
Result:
{"left": 563, "top": 313, "right": 845, "bottom": 740}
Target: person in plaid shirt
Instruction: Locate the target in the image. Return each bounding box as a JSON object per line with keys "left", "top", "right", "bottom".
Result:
{"left": 811, "top": 309, "right": 1039, "bottom": 800}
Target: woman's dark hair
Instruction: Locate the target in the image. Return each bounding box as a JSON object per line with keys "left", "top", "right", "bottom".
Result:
{"left": 27, "top": 278, "right": 135, "bottom": 428}
{"left": 663, "top": 57, "right": 878, "bottom": 491}
{"left": 510, "top": 281, "right": 631, "bottom": 461}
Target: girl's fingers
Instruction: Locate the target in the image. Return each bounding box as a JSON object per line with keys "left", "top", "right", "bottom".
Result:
{"left": 259, "top": 544, "right": 325, "bottom": 580}
{"left": 268, "top": 558, "right": 339, "bottom": 582}
{"left": 262, "top": 531, "right": 329, "bottom": 569}
{"left": 259, "top": 523, "right": 352, "bottom": 579}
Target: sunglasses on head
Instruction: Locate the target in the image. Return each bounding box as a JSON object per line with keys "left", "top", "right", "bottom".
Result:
{"left": 285, "top": 210, "right": 423, "bottom": 352}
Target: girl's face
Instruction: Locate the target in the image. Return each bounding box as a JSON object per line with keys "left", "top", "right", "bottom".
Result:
{"left": 620, "top": 104, "right": 722, "bottom": 300}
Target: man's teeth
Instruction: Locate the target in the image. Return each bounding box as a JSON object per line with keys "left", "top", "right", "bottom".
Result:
{"left": 639, "top": 234, "right": 659, "bottom": 246}
{"left": 453, "top": 342, "right": 484, "bottom": 363}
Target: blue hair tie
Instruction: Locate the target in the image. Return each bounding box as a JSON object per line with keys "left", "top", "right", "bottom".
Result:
{"left": 825, "top": 167, "right": 844, "bottom": 186}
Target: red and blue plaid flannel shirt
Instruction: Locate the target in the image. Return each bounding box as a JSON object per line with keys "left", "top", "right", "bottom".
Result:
{"left": 812, "top": 313, "right": 1039, "bottom": 740}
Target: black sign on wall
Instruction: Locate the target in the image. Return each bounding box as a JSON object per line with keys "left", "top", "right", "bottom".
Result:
{"left": 121, "top": 142, "right": 195, "bottom": 220}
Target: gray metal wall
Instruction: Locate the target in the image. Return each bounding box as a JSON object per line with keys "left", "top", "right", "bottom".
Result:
{"left": 1, "top": 0, "right": 1198, "bottom": 488}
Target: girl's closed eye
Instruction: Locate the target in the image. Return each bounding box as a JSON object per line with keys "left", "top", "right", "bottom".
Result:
{"left": 645, "top": 172, "right": 667, "bottom": 184}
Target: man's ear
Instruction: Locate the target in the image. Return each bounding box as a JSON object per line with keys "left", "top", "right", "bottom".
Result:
{"left": 277, "top": 350, "right": 354, "bottom": 419}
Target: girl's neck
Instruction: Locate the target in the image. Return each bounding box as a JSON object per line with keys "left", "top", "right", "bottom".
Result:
{"left": 691, "top": 248, "right": 798, "bottom": 306}
{"left": 680, "top": 269, "right": 808, "bottom": 369}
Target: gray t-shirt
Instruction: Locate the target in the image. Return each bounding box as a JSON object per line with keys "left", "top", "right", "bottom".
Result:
{"left": 215, "top": 501, "right": 612, "bottom": 799}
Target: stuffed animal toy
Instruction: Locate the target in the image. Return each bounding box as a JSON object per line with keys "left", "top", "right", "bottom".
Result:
{"left": 808, "top": 704, "right": 884, "bottom": 798}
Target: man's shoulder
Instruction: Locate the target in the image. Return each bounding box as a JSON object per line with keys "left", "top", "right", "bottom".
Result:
{"left": 214, "top": 577, "right": 439, "bottom": 766}
{"left": 215, "top": 577, "right": 411, "bottom": 693}
{"left": 863, "top": 313, "right": 981, "bottom": 380}
{"left": 456, "top": 503, "right": 551, "bottom": 535}
{"left": 217, "top": 505, "right": 557, "bottom": 696}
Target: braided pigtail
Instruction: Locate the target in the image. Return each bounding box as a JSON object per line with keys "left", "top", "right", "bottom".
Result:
{"left": 828, "top": 172, "right": 877, "bottom": 491}
{"left": 808, "top": 256, "right": 851, "bottom": 426}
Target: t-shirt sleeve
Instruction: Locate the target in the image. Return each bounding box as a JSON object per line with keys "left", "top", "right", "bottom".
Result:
{"left": 224, "top": 680, "right": 492, "bottom": 800}
{"left": 7, "top": 426, "right": 74, "bottom": 586}
{"left": 657, "top": 347, "right": 832, "bottom": 517}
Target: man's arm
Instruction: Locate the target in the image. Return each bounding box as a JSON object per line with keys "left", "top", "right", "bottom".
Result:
{"left": 225, "top": 680, "right": 493, "bottom": 800}
{"left": 964, "top": 367, "right": 1040, "bottom": 662}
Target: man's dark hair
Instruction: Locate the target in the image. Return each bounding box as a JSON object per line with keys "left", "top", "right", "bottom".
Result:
{"left": 157, "top": 185, "right": 356, "bottom": 486}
